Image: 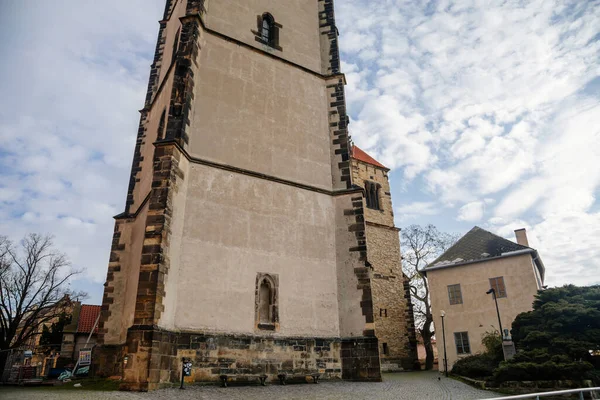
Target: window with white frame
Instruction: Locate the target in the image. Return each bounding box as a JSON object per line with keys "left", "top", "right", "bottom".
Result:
{"left": 454, "top": 332, "right": 470, "bottom": 355}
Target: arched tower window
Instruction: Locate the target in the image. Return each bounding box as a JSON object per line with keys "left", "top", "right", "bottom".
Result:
{"left": 255, "top": 273, "right": 279, "bottom": 330}
{"left": 157, "top": 108, "right": 167, "bottom": 140}
{"left": 254, "top": 13, "right": 282, "bottom": 51}
{"left": 365, "top": 181, "right": 382, "bottom": 210}
{"left": 261, "top": 15, "right": 273, "bottom": 43}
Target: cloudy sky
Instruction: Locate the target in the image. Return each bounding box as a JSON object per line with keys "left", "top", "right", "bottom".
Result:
{"left": 0, "top": 0, "right": 599, "bottom": 304}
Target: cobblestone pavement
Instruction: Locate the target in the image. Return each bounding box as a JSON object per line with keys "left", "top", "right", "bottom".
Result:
{"left": 0, "top": 371, "right": 500, "bottom": 400}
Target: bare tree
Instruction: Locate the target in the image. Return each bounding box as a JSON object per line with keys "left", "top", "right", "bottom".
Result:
{"left": 0, "top": 234, "right": 85, "bottom": 375}
{"left": 402, "top": 225, "right": 458, "bottom": 370}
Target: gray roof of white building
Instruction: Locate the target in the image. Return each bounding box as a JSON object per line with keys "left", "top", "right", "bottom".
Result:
{"left": 422, "top": 226, "right": 545, "bottom": 282}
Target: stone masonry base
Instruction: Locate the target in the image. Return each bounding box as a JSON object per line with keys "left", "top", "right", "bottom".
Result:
{"left": 92, "top": 344, "right": 125, "bottom": 378}
{"left": 341, "top": 337, "right": 382, "bottom": 382}
{"left": 95, "top": 327, "right": 383, "bottom": 390}
{"left": 380, "top": 357, "right": 418, "bottom": 372}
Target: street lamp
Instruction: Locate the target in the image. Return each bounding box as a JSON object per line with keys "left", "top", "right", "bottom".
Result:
{"left": 486, "top": 288, "right": 505, "bottom": 344}
{"left": 440, "top": 310, "right": 448, "bottom": 377}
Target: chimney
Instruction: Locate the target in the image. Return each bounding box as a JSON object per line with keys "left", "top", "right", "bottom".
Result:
{"left": 515, "top": 228, "right": 529, "bottom": 247}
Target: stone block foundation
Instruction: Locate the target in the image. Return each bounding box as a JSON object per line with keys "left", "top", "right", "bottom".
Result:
{"left": 96, "top": 327, "right": 383, "bottom": 390}
{"left": 107, "top": 327, "right": 384, "bottom": 390}
{"left": 92, "top": 344, "right": 125, "bottom": 378}
{"left": 341, "top": 337, "right": 382, "bottom": 382}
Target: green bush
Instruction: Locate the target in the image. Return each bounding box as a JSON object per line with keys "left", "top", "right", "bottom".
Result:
{"left": 500, "top": 285, "right": 600, "bottom": 385}
{"left": 451, "top": 331, "right": 504, "bottom": 379}
{"left": 481, "top": 331, "right": 504, "bottom": 363}
{"left": 586, "top": 369, "right": 600, "bottom": 385}
{"left": 493, "top": 361, "right": 594, "bottom": 383}
{"left": 510, "top": 349, "right": 551, "bottom": 364}
{"left": 452, "top": 354, "right": 497, "bottom": 379}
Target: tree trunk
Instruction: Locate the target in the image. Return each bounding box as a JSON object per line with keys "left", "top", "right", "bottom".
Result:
{"left": 0, "top": 351, "right": 8, "bottom": 382}
{"left": 421, "top": 315, "right": 435, "bottom": 370}
{"left": 424, "top": 336, "right": 434, "bottom": 370}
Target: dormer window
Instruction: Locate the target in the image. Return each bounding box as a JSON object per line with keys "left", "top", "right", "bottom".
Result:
{"left": 254, "top": 13, "right": 282, "bottom": 51}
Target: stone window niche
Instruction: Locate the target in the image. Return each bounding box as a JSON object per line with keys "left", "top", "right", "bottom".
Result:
{"left": 171, "top": 27, "right": 180, "bottom": 66}
{"left": 255, "top": 273, "right": 279, "bottom": 331}
{"left": 157, "top": 108, "right": 167, "bottom": 140}
{"left": 253, "top": 13, "right": 282, "bottom": 51}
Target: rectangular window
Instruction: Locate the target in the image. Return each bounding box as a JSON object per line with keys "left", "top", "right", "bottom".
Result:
{"left": 447, "top": 284, "right": 463, "bottom": 305}
{"left": 454, "top": 332, "right": 470, "bottom": 355}
{"left": 380, "top": 308, "right": 387, "bottom": 317}
{"left": 382, "top": 343, "right": 389, "bottom": 355}
{"left": 489, "top": 277, "right": 507, "bottom": 298}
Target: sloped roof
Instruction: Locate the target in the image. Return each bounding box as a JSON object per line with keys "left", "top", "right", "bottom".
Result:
{"left": 351, "top": 146, "right": 389, "bottom": 170}
{"left": 76, "top": 305, "right": 101, "bottom": 334}
{"left": 423, "top": 226, "right": 535, "bottom": 272}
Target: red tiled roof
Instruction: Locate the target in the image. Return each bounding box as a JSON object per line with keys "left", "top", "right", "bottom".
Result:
{"left": 351, "top": 146, "right": 389, "bottom": 170}
{"left": 76, "top": 305, "right": 101, "bottom": 334}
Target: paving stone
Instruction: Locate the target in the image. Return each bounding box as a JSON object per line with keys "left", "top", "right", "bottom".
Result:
{"left": 0, "top": 371, "right": 500, "bottom": 400}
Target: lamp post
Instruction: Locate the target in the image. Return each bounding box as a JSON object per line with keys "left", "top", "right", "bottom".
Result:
{"left": 486, "top": 288, "right": 505, "bottom": 342}
{"left": 440, "top": 310, "right": 448, "bottom": 377}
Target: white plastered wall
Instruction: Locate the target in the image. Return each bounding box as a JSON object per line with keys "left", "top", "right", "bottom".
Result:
{"left": 189, "top": 33, "right": 332, "bottom": 191}
{"left": 169, "top": 163, "right": 341, "bottom": 337}
{"left": 429, "top": 254, "right": 540, "bottom": 370}
{"left": 203, "top": 0, "right": 323, "bottom": 73}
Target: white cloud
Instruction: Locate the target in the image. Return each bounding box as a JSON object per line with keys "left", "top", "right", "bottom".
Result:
{"left": 340, "top": 31, "right": 377, "bottom": 54}
{"left": 338, "top": 0, "right": 600, "bottom": 285}
{"left": 395, "top": 201, "right": 441, "bottom": 221}
{"left": 425, "top": 168, "right": 471, "bottom": 205}
{"left": 495, "top": 99, "right": 600, "bottom": 219}
{"left": 457, "top": 201, "right": 485, "bottom": 222}
{"left": 0, "top": 0, "right": 164, "bottom": 303}
{"left": 488, "top": 212, "right": 600, "bottom": 288}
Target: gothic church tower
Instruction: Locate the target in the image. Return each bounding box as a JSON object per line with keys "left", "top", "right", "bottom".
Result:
{"left": 96, "top": 0, "right": 416, "bottom": 390}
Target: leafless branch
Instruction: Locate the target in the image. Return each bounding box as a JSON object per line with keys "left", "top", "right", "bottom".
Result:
{"left": 0, "top": 233, "right": 86, "bottom": 355}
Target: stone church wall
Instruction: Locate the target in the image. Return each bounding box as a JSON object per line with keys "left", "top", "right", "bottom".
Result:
{"left": 334, "top": 194, "right": 373, "bottom": 338}
{"left": 352, "top": 159, "right": 418, "bottom": 370}
{"left": 159, "top": 154, "right": 190, "bottom": 330}
{"left": 179, "top": 334, "right": 342, "bottom": 384}
{"left": 352, "top": 162, "right": 394, "bottom": 226}
{"left": 204, "top": 0, "right": 323, "bottom": 73}
{"left": 100, "top": 204, "right": 147, "bottom": 345}
{"left": 132, "top": 70, "right": 176, "bottom": 211}
{"left": 166, "top": 163, "right": 341, "bottom": 337}
{"left": 117, "top": 327, "right": 342, "bottom": 388}
{"left": 367, "top": 224, "right": 417, "bottom": 370}
{"left": 95, "top": 0, "right": 415, "bottom": 389}
{"left": 157, "top": 0, "right": 188, "bottom": 87}
{"left": 189, "top": 33, "right": 333, "bottom": 191}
